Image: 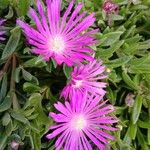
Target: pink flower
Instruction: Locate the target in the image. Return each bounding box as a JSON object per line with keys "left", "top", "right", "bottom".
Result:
{"left": 17, "top": 0, "right": 97, "bottom": 66}
{"left": 46, "top": 94, "right": 118, "bottom": 150}
{"left": 0, "top": 19, "right": 6, "bottom": 41}
{"left": 102, "top": 0, "right": 119, "bottom": 14}
{"left": 61, "top": 60, "right": 107, "bottom": 101}
{"left": 10, "top": 141, "right": 19, "bottom": 150}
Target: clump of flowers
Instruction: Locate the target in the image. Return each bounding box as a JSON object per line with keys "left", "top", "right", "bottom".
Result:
{"left": 17, "top": 0, "right": 118, "bottom": 149}
{"left": 0, "top": 19, "right": 6, "bottom": 41}
{"left": 17, "top": 0, "right": 97, "bottom": 66}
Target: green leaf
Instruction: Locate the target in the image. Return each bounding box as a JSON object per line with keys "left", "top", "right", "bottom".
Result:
{"left": 111, "top": 14, "right": 124, "bottom": 20}
{"left": 31, "top": 132, "right": 41, "bottom": 150}
{"left": 123, "top": 25, "right": 136, "bottom": 39}
{"left": 101, "top": 31, "right": 123, "bottom": 46}
{"left": 11, "top": 92, "right": 20, "bottom": 110}
{"left": 123, "top": 126, "right": 132, "bottom": 145}
{"left": 128, "top": 64, "right": 150, "bottom": 74}
{"left": 129, "top": 54, "right": 150, "bottom": 66}
{"left": 63, "top": 64, "right": 72, "bottom": 79}
{"left": 14, "top": 67, "right": 21, "bottom": 83}
{"left": 5, "top": 121, "right": 13, "bottom": 136}
{"left": 122, "top": 43, "right": 139, "bottom": 55}
{"left": 138, "top": 39, "right": 150, "bottom": 50}
{"left": 137, "top": 120, "right": 150, "bottom": 129}
{"left": 106, "top": 56, "right": 132, "bottom": 68}
{"left": 11, "top": 111, "right": 29, "bottom": 124}
{"left": 22, "top": 68, "right": 33, "bottom": 81}
{"left": 115, "top": 106, "right": 126, "bottom": 115}
{"left": 122, "top": 71, "right": 139, "bottom": 90}
{"left": 0, "top": 94, "right": 11, "bottom": 112}
{"left": 17, "top": 0, "right": 30, "bottom": 16}
{"left": 133, "top": 74, "right": 141, "bottom": 86}
{"left": 96, "top": 40, "right": 124, "bottom": 59}
{"left": 132, "top": 4, "right": 148, "bottom": 10}
{"left": 23, "top": 57, "right": 47, "bottom": 68}
{"left": 23, "top": 82, "right": 41, "bottom": 93}
{"left": 106, "top": 87, "right": 117, "bottom": 105}
{"left": 0, "top": 73, "right": 7, "bottom": 103}
{"left": 51, "top": 58, "right": 57, "bottom": 68}
{"left": 0, "top": 0, "right": 9, "bottom": 9}
{"left": 108, "top": 69, "right": 121, "bottom": 83}
{"left": 24, "top": 108, "right": 35, "bottom": 117}
{"left": 0, "top": 133, "right": 7, "bottom": 150}
{"left": 148, "top": 129, "right": 150, "bottom": 145}
{"left": 0, "top": 122, "right": 13, "bottom": 150}
{"left": 132, "top": 95, "right": 143, "bottom": 124}
{"left": 125, "top": 35, "right": 141, "bottom": 44}
{"left": 137, "top": 128, "right": 149, "bottom": 150}
{"left": 2, "top": 113, "right": 11, "bottom": 126}
{"left": 129, "top": 123, "right": 137, "bottom": 140}
{"left": 22, "top": 68, "right": 39, "bottom": 85}
{"left": 1, "top": 27, "right": 21, "bottom": 59}
{"left": 5, "top": 6, "right": 14, "bottom": 19}
{"left": 27, "top": 93, "right": 51, "bottom": 124}
{"left": 27, "top": 113, "right": 39, "bottom": 120}
{"left": 45, "top": 61, "right": 53, "bottom": 73}
{"left": 28, "top": 123, "right": 40, "bottom": 133}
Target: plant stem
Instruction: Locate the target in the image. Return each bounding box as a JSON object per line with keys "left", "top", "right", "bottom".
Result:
{"left": 0, "top": 56, "right": 12, "bottom": 81}
{"left": 10, "top": 54, "right": 20, "bottom": 109}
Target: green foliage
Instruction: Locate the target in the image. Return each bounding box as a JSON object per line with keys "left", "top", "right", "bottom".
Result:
{"left": 1, "top": 27, "right": 21, "bottom": 60}
{"left": 0, "top": 0, "right": 150, "bottom": 149}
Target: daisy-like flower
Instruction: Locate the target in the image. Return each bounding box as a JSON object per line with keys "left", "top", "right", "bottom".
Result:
{"left": 61, "top": 60, "right": 107, "bottom": 101}
{"left": 46, "top": 94, "right": 118, "bottom": 150}
{"left": 17, "top": 0, "right": 97, "bottom": 66}
{"left": 0, "top": 19, "right": 6, "bottom": 41}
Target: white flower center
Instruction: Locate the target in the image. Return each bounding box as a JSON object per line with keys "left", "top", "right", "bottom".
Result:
{"left": 50, "top": 35, "right": 65, "bottom": 53}
{"left": 71, "top": 114, "right": 87, "bottom": 130}
{"left": 72, "top": 80, "right": 83, "bottom": 88}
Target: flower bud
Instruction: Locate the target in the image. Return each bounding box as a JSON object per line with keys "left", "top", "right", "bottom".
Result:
{"left": 125, "top": 93, "right": 135, "bottom": 107}
{"left": 11, "top": 141, "right": 19, "bottom": 150}
{"left": 102, "top": 0, "right": 119, "bottom": 14}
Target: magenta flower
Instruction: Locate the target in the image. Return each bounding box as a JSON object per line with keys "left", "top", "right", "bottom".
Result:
{"left": 0, "top": 19, "right": 6, "bottom": 41}
{"left": 17, "top": 0, "right": 97, "bottom": 66}
{"left": 61, "top": 60, "right": 107, "bottom": 101}
{"left": 46, "top": 94, "right": 118, "bottom": 150}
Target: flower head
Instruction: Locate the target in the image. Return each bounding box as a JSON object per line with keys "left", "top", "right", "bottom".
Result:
{"left": 0, "top": 19, "right": 6, "bottom": 41}
{"left": 17, "top": 0, "right": 97, "bottom": 66}
{"left": 61, "top": 60, "right": 107, "bottom": 101}
{"left": 102, "top": 0, "right": 119, "bottom": 14}
{"left": 46, "top": 94, "right": 118, "bottom": 150}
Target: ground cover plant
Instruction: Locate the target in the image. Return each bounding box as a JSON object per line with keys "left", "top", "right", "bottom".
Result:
{"left": 0, "top": 0, "right": 150, "bottom": 150}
